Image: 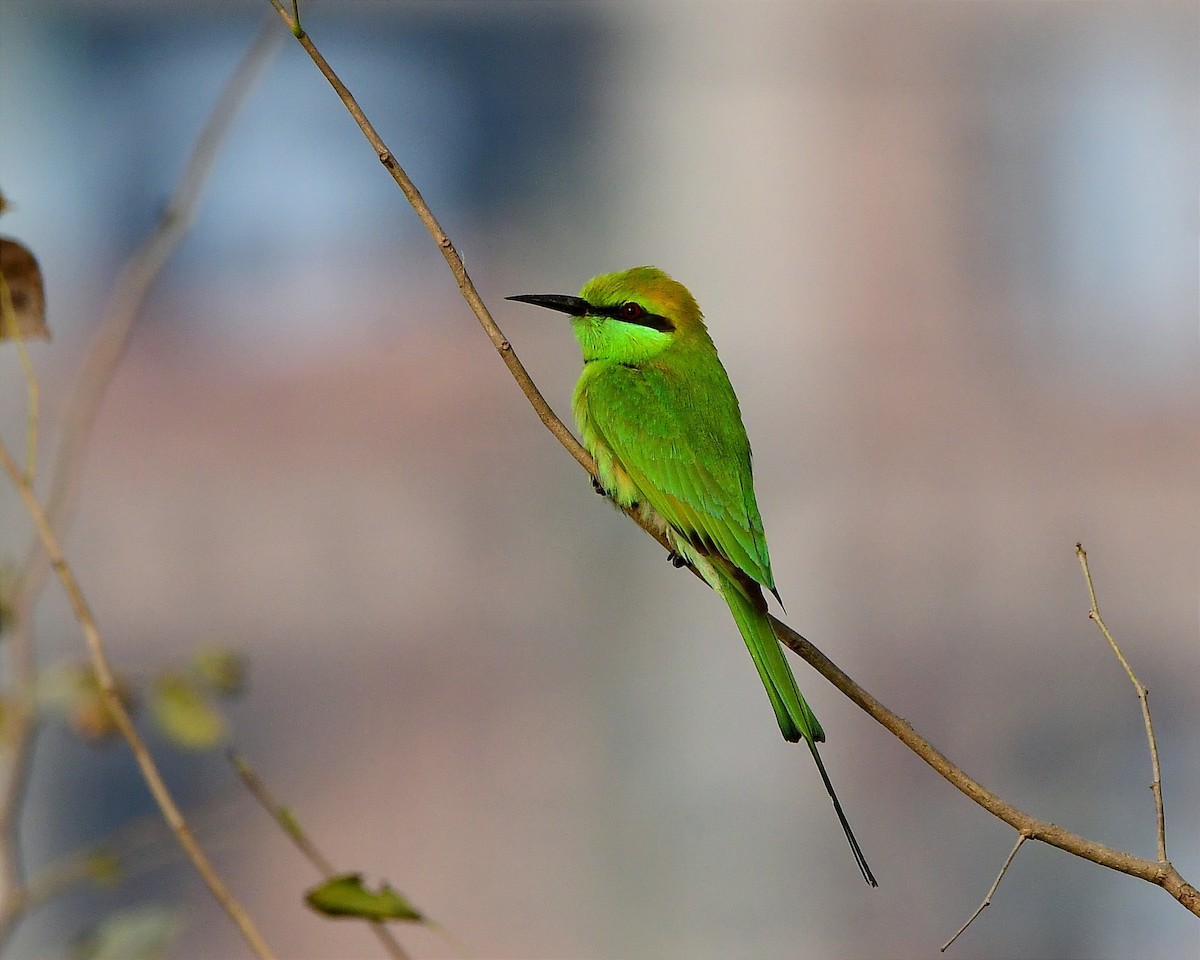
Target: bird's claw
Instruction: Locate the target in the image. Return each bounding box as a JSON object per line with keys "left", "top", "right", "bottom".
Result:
{"left": 666, "top": 551, "right": 689, "bottom": 569}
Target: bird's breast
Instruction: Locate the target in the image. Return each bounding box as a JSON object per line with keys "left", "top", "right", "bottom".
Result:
{"left": 572, "top": 363, "right": 645, "bottom": 511}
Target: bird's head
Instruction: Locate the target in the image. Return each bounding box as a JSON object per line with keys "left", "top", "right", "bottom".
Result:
{"left": 508, "top": 266, "right": 706, "bottom": 365}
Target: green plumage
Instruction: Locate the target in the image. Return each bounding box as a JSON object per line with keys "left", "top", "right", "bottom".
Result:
{"left": 508, "top": 266, "right": 876, "bottom": 886}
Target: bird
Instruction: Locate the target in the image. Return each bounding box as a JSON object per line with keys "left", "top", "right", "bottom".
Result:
{"left": 508, "top": 266, "right": 876, "bottom": 886}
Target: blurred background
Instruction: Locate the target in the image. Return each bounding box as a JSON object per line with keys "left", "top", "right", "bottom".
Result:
{"left": 1, "top": 1, "right": 1197, "bottom": 957}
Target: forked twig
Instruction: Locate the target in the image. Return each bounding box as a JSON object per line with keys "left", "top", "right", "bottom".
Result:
{"left": 940, "top": 545, "right": 1175, "bottom": 950}
{"left": 265, "top": 1, "right": 1199, "bottom": 924}
{"left": 1076, "top": 543, "right": 1167, "bottom": 864}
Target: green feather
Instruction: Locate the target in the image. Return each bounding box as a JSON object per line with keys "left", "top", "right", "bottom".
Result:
{"left": 576, "top": 356, "right": 775, "bottom": 590}
{"left": 719, "top": 564, "right": 818, "bottom": 744}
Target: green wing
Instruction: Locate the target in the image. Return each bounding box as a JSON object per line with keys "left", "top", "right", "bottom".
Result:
{"left": 582, "top": 349, "right": 775, "bottom": 591}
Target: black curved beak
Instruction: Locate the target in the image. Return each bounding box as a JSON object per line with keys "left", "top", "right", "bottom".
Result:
{"left": 506, "top": 293, "right": 591, "bottom": 316}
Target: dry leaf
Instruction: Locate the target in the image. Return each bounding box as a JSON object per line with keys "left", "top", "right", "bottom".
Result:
{"left": 0, "top": 236, "right": 48, "bottom": 341}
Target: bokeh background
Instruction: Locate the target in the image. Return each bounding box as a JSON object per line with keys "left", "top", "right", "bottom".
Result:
{"left": 1, "top": 1, "right": 1197, "bottom": 958}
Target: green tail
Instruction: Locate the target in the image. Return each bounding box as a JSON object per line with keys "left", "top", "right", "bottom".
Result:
{"left": 723, "top": 575, "right": 822, "bottom": 745}
{"left": 721, "top": 574, "right": 879, "bottom": 887}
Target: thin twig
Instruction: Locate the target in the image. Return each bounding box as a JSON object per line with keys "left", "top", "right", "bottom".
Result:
{"left": 267, "top": 4, "right": 1200, "bottom": 922}
{"left": 1076, "top": 543, "right": 1167, "bottom": 864}
{"left": 5, "top": 813, "right": 178, "bottom": 927}
{"left": 230, "top": 752, "right": 336, "bottom": 875}
{"left": 21, "top": 795, "right": 277, "bottom": 913}
{"left": 941, "top": 833, "right": 1028, "bottom": 952}
{"left": 230, "top": 751, "right": 410, "bottom": 960}
{"left": 0, "top": 440, "right": 276, "bottom": 960}
{"left": 0, "top": 688, "right": 34, "bottom": 950}
{"left": 265, "top": 0, "right": 592, "bottom": 477}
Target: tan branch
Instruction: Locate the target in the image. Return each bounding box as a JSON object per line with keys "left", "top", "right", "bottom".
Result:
{"left": 266, "top": 1, "right": 1200, "bottom": 925}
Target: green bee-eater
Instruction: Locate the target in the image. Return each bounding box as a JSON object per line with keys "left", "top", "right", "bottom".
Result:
{"left": 509, "top": 266, "right": 877, "bottom": 886}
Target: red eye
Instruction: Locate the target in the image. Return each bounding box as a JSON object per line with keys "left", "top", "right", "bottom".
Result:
{"left": 617, "top": 302, "right": 645, "bottom": 321}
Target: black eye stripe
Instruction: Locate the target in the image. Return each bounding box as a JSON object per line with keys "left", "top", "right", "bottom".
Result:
{"left": 595, "top": 303, "right": 675, "bottom": 333}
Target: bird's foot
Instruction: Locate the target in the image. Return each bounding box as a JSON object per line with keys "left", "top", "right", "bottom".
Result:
{"left": 666, "top": 550, "right": 690, "bottom": 569}
{"left": 590, "top": 475, "right": 608, "bottom": 496}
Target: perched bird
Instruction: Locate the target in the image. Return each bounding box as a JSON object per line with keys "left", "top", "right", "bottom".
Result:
{"left": 508, "top": 266, "right": 876, "bottom": 886}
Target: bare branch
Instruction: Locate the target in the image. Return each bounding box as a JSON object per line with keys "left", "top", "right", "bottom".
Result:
{"left": 767, "top": 612, "right": 1197, "bottom": 913}
{"left": 266, "top": 2, "right": 1200, "bottom": 924}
